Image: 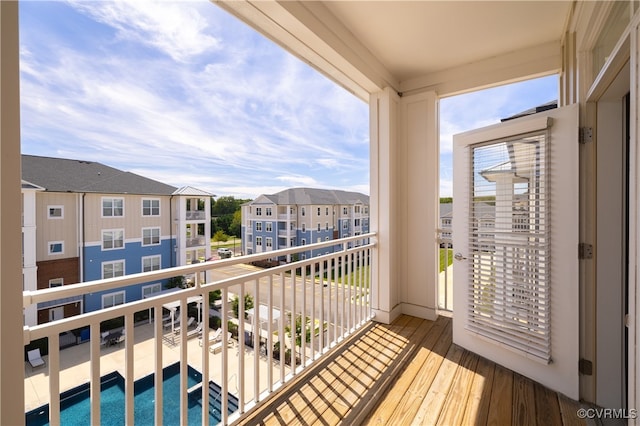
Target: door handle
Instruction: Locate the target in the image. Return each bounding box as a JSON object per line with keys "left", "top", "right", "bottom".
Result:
{"left": 454, "top": 252, "right": 467, "bottom": 261}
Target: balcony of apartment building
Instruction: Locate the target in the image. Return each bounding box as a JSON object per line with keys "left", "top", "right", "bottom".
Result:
{"left": 186, "top": 210, "right": 207, "bottom": 221}
{"left": 21, "top": 232, "right": 589, "bottom": 425}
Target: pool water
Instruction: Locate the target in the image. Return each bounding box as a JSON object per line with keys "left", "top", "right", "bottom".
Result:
{"left": 25, "top": 363, "right": 238, "bottom": 426}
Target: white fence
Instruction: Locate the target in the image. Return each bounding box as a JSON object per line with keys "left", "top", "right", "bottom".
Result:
{"left": 23, "top": 233, "right": 375, "bottom": 425}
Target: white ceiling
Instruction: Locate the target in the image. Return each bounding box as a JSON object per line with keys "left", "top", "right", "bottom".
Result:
{"left": 323, "top": 1, "right": 573, "bottom": 82}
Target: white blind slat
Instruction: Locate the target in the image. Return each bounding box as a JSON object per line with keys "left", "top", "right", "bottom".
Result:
{"left": 467, "top": 131, "right": 551, "bottom": 363}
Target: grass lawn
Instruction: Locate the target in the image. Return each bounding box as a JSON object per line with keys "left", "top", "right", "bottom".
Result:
{"left": 440, "top": 248, "right": 453, "bottom": 273}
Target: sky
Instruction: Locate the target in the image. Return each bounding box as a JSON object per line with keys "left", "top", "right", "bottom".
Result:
{"left": 19, "top": 0, "right": 557, "bottom": 200}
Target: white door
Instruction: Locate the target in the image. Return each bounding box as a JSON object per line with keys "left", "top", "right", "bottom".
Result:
{"left": 452, "top": 104, "right": 579, "bottom": 399}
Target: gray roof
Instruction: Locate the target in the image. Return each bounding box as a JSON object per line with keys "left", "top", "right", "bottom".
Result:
{"left": 254, "top": 187, "right": 369, "bottom": 206}
{"left": 22, "top": 155, "right": 177, "bottom": 195}
{"left": 173, "top": 186, "right": 215, "bottom": 197}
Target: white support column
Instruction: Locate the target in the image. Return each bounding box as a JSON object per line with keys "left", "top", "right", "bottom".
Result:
{"left": 1, "top": 1, "right": 26, "bottom": 423}
{"left": 370, "top": 87, "right": 401, "bottom": 324}
{"left": 398, "top": 91, "right": 439, "bottom": 320}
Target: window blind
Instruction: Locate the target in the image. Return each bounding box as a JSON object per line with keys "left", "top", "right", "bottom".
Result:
{"left": 467, "top": 131, "right": 551, "bottom": 363}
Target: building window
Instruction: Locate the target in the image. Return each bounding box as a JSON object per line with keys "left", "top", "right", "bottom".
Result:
{"left": 102, "top": 291, "right": 125, "bottom": 309}
{"left": 326, "top": 207, "right": 329, "bottom": 215}
{"left": 343, "top": 207, "right": 348, "bottom": 215}
{"left": 102, "top": 260, "right": 125, "bottom": 279}
{"left": 317, "top": 207, "right": 321, "bottom": 216}
{"left": 301, "top": 239, "right": 306, "bottom": 245}
{"left": 266, "top": 237, "right": 273, "bottom": 248}
{"left": 142, "top": 283, "right": 162, "bottom": 298}
{"left": 102, "top": 229, "right": 124, "bottom": 250}
{"left": 301, "top": 207, "right": 305, "bottom": 216}
{"left": 355, "top": 206, "right": 361, "bottom": 213}
{"left": 302, "top": 224, "right": 306, "bottom": 232}
{"left": 142, "top": 227, "right": 160, "bottom": 246}
{"left": 142, "top": 255, "right": 161, "bottom": 272}
{"left": 102, "top": 197, "right": 124, "bottom": 217}
{"left": 266, "top": 222, "right": 272, "bottom": 232}
{"left": 266, "top": 207, "right": 272, "bottom": 216}
{"left": 49, "top": 278, "right": 64, "bottom": 288}
{"left": 256, "top": 236, "right": 262, "bottom": 246}
{"left": 364, "top": 207, "right": 369, "bottom": 214}
{"left": 256, "top": 207, "right": 262, "bottom": 216}
{"left": 48, "top": 241, "right": 64, "bottom": 255}
{"left": 142, "top": 199, "right": 160, "bottom": 216}
{"left": 256, "top": 222, "right": 262, "bottom": 232}
{"left": 355, "top": 219, "right": 361, "bottom": 226}
{"left": 343, "top": 221, "right": 348, "bottom": 230}
{"left": 48, "top": 206, "right": 63, "bottom": 219}
{"left": 325, "top": 222, "right": 329, "bottom": 230}
{"left": 325, "top": 237, "right": 330, "bottom": 241}
{"left": 290, "top": 207, "right": 295, "bottom": 214}
{"left": 317, "top": 223, "right": 321, "bottom": 232}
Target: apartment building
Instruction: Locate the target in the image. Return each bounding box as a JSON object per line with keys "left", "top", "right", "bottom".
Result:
{"left": 241, "top": 188, "right": 369, "bottom": 260}
{"left": 21, "top": 155, "right": 212, "bottom": 326}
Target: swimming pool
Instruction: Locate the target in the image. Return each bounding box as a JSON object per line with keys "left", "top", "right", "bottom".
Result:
{"left": 25, "top": 362, "right": 238, "bottom": 425}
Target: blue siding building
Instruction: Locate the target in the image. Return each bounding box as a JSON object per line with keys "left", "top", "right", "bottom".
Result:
{"left": 242, "top": 187, "right": 369, "bottom": 262}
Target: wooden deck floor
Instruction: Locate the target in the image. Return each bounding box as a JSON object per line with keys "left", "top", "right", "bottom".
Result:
{"left": 239, "top": 315, "right": 587, "bottom": 426}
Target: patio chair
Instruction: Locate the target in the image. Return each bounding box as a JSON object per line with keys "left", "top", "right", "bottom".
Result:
{"left": 174, "top": 316, "right": 195, "bottom": 334}
{"left": 199, "top": 328, "right": 222, "bottom": 347}
{"left": 209, "top": 332, "right": 233, "bottom": 354}
{"left": 27, "top": 349, "right": 45, "bottom": 369}
{"left": 187, "top": 322, "right": 203, "bottom": 338}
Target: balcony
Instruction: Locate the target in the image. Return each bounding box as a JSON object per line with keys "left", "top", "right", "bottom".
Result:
{"left": 239, "top": 315, "right": 587, "bottom": 425}
{"left": 186, "top": 211, "right": 206, "bottom": 221}
{"left": 23, "top": 234, "right": 374, "bottom": 425}
{"left": 186, "top": 236, "right": 207, "bottom": 248}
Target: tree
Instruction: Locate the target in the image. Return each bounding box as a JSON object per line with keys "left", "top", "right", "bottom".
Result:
{"left": 213, "top": 230, "right": 229, "bottom": 242}
{"left": 231, "top": 293, "right": 254, "bottom": 319}
{"left": 229, "top": 210, "right": 242, "bottom": 237}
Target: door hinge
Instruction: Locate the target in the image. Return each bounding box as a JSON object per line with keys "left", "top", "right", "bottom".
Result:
{"left": 579, "top": 127, "right": 593, "bottom": 144}
{"left": 579, "top": 243, "right": 593, "bottom": 259}
{"left": 579, "top": 359, "right": 593, "bottom": 375}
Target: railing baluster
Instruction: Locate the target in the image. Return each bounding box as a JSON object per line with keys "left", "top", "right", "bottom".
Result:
{"left": 49, "top": 333, "right": 60, "bottom": 426}
{"left": 179, "top": 299, "right": 188, "bottom": 426}
{"left": 200, "top": 289, "right": 210, "bottom": 426}
{"left": 90, "top": 323, "right": 101, "bottom": 425}
{"left": 290, "top": 266, "right": 296, "bottom": 374}
{"left": 280, "top": 271, "right": 286, "bottom": 384}
{"left": 267, "top": 274, "right": 273, "bottom": 393}
{"left": 221, "top": 288, "right": 229, "bottom": 425}
{"left": 310, "top": 261, "right": 315, "bottom": 361}
{"left": 301, "top": 263, "right": 306, "bottom": 366}
{"left": 253, "top": 278, "right": 260, "bottom": 403}
{"left": 154, "top": 304, "right": 163, "bottom": 426}
{"left": 125, "top": 314, "right": 135, "bottom": 425}
{"left": 238, "top": 282, "right": 245, "bottom": 412}
{"left": 319, "top": 260, "right": 324, "bottom": 354}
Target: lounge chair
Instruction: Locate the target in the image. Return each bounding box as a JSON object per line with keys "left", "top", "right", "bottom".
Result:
{"left": 27, "top": 349, "right": 45, "bottom": 369}
{"left": 100, "top": 331, "right": 110, "bottom": 346}
{"left": 199, "top": 328, "right": 222, "bottom": 347}
{"left": 209, "top": 332, "right": 233, "bottom": 354}
{"left": 187, "top": 322, "right": 203, "bottom": 338}
{"left": 174, "top": 316, "right": 195, "bottom": 334}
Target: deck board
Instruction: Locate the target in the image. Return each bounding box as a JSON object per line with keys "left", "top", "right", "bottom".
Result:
{"left": 240, "top": 315, "right": 586, "bottom": 426}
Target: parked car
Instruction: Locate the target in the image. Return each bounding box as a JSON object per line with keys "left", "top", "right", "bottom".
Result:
{"left": 217, "top": 247, "right": 233, "bottom": 258}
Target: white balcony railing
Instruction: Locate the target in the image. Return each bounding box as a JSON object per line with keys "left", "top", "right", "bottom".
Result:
{"left": 186, "top": 211, "right": 206, "bottom": 221}
{"left": 186, "top": 236, "right": 207, "bottom": 248}
{"left": 23, "top": 233, "right": 375, "bottom": 425}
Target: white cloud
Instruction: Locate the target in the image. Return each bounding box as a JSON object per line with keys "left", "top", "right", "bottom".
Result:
{"left": 66, "top": 0, "right": 220, "bottom": 62}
